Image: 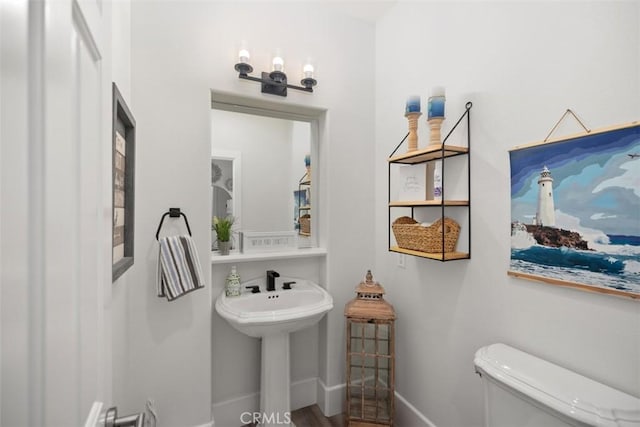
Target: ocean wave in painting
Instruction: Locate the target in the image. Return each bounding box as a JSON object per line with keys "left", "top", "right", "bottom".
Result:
{"left": 510, "top": 230, "right": 640, "bottom": 294}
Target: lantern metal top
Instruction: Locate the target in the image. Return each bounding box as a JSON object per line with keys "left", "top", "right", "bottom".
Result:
{"left": 345, "top": 270, "right": 396, "bottom": 320}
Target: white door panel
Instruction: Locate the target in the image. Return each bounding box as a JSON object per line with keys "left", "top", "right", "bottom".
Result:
{"left": 1, "top": 0, "right": 109, "bottom": 425}
{"left": 75, "top": 15, "right": 103, "bottom": 415}
{"left": 0, "top": 0, "right": 31, "bottom": 425}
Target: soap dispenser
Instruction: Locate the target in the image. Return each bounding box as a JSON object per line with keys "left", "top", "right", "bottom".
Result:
{"left": 225, "top": 266, "right": 241, "bottom": 297}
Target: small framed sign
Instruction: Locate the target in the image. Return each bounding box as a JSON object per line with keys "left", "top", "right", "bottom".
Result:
{"left": 398, "top": 164, "right": 427, "bottom": 201}
{"left": 242, "top": 231, "right": 297, "bottom": 253}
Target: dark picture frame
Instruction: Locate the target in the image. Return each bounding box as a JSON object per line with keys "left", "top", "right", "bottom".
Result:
{"left": 112, "top": 83, "right": 136, "bottom": 281}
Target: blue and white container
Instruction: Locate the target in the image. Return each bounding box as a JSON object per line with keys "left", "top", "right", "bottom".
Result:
{"left": 405, "top": 95, "right": 421, "bottom": 113}
{"left": 427, "top": 86, "right": 446, "bottom": 119}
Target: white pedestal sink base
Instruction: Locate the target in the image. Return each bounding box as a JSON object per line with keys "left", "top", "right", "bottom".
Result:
{"left": 260, "top": 331, "right": 296, "bottom": 427}
{"left": 215, "top": 278, "right": 333, "bottom": 427}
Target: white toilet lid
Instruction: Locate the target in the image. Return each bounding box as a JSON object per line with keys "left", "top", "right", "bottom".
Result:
{"left": 474, "top": 343, "right": 640, "bottom": 426}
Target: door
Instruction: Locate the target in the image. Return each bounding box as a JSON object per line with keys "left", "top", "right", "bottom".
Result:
{"left": 1, "top": 0, "right": 111, "bottom": 425}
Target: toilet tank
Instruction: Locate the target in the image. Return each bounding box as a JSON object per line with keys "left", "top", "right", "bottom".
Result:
{"left": 474, "top": 343, "right": 640, "bottom": 427}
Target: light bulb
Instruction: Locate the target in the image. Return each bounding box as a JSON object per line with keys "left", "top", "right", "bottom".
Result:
{"left": 303, "top": 63, "right": 314, "bottom": 79}
{"left": 238, "top": 49, "right": 250, "bottom": 64}
{"left": 272, "top": 56, "right": 284, "bottom": 72}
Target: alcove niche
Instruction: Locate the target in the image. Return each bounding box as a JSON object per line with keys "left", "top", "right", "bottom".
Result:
{"left": 210, "top": 90, "right": 328, "bottom": 263}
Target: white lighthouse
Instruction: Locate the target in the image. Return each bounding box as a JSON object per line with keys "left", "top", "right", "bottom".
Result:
{"left": 535, "top": 166, "right": 556, "bottom": 227}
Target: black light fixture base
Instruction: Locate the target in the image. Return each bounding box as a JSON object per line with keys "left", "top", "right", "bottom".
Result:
{"left": 301, "top": 77, "right": 317, "bottom": 90}
{"left": 234, "top": 62, "right": 253, "bottom": 76}
{"left": 261, "top": 71, "right": 287, "bottom": 97}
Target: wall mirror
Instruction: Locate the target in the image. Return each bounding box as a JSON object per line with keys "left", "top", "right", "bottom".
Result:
{"left": 211, "top": 97, "right": 318, "bottom": 253}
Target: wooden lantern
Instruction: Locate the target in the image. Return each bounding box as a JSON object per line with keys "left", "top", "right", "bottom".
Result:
{"left": 345, "top": 270, "right": 396, "bottom": 427}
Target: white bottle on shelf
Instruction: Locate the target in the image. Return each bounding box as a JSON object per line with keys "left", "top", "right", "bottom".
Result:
{"left": 433, "top": 160, "right": 442, "bottom": 201}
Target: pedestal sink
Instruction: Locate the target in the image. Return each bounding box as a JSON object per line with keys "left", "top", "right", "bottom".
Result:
{"left": 215, "top": 277, "right": 333, "bottom": 427}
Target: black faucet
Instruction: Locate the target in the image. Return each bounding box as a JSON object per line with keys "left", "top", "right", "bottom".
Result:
{"left": 266, "top": 270, "right": 280, "bottom": 292}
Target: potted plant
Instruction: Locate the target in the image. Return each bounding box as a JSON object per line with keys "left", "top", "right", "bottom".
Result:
{"left": 212, "top": 215, "right": 234, "bottom": 255}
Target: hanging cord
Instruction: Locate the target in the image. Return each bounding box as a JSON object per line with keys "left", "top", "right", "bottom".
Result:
{"left": 144, "top": 399, "right": 158, "bottom": 427}
{"left": 544, "top": 109, "right": 591, "bottom": 142}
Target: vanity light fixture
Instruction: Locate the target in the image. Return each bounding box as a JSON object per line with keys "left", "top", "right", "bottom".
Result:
{"left": 234, "top": 49, "right": 317, "bottom": 97}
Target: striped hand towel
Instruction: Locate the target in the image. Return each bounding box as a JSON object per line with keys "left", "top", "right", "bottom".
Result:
{"left": 157, "top": 235, "right": 205, "bottom": 301}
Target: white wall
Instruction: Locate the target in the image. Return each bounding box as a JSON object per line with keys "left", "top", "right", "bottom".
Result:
{"left": 110, "top": 0, "right": 133, "bottom": 415}
{"left": 111, "top": 0, "right": 131, "bottom": 101}
{"left": 128, "top": 2, "right": 375, "bottom": 426}
{"left": 375, "top": 2, "right": 640, "bottom": 427}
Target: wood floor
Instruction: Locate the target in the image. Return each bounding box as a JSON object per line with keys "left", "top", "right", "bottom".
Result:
{"left": 243, "top": 405, "right": 346, "bottom": 427}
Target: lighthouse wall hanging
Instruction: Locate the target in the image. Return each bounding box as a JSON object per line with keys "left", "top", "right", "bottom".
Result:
{"left": 508, "top": 120, "right": 640, "bottom": 300}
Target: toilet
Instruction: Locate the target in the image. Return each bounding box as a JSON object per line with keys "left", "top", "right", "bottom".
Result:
{"left": 474, "top": 343, "right": 640, "bottom": 427}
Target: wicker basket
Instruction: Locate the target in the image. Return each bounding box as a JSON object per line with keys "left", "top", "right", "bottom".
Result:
{"left": 300, "top": 214, "right": 311, "bottom": 235}
{"left": 392, "top": 216, "right": 460, "bottom": 253}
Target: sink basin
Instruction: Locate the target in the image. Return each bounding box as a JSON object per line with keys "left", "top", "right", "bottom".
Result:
{"left": 215, "top": 277, "right": 333, "bottom": 427}
{"left": 215, "top": 277, "right": 333, "bottom": 337}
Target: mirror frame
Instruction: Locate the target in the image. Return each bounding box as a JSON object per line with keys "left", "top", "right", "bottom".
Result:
{"left": 211, "top": 90, "right": 326, "bottom": 251}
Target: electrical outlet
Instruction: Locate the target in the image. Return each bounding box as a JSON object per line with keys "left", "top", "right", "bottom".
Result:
{"left": 397, "top": 253, "right": 405, "bottom": 268}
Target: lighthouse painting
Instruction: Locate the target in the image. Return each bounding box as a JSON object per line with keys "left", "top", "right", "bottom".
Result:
{"left": 509, "top": 122, "right": 640, "bottom": 299}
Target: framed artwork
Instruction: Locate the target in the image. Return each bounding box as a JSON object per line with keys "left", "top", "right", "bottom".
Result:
{"left": 112, "top": 83, "right": 136, "bottom": 281}
{"left": 509, "top": 122, "right": 639, "bottom": 299}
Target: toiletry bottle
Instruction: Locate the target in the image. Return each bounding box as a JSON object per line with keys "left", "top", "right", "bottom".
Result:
{"left": 433, "top": 160, "right": 442, "bottom": 201}
{"left": 225, "top": 266, "right": 241, "bottom": 297}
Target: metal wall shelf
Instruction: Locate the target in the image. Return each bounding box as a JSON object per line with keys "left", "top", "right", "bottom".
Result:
{"left": 387, "top": 102, "right": 472, "bottom": 261}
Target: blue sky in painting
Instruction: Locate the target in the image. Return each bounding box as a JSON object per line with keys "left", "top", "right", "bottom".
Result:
{"left": 510, "top": 125, "right": 640, "bottom": 236}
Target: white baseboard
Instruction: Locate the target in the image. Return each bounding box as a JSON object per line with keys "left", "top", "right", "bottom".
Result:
{"left": 194, "top": 421, "right": 214, "bottom": 427}
{"left": 211, "top": 377, "right": 317, "bottom": 427}
{"left": 315, "top": 380, "right": 436, "bottom": 427}
{"left": 290, "top": 377, "right": 318, "bottom": 410}
{"left": 316, "top": 378, "right": 345, "bottom": 417}
{"left": 394, "top": 391, "right": 437, "bottom": 427}
{"left": 211, "top": 378, "right": 435, "bottom": 427}
{"left": 212, "top": 391, "right": 259, "bottom": 427}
